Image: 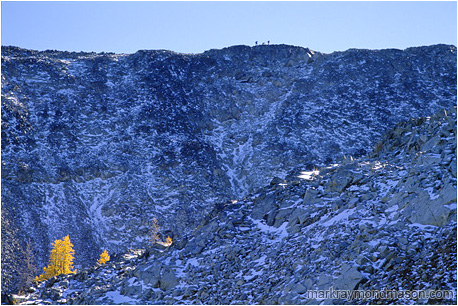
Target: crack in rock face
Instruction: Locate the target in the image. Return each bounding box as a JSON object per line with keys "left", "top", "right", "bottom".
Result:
{"left": 1, "top": 44, "right": 456, "bottom": 293}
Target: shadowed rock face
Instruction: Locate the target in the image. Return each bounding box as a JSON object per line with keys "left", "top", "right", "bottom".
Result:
{"left": 1, "top": 44, "right": 456, "bottom": 285}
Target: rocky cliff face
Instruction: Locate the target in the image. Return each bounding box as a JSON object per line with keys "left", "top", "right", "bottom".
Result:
{"left": 15, "top": 106, "right": 457, "bottom": 305}
{"left": 1, "top": 44, "right": 456, "bottom": 293}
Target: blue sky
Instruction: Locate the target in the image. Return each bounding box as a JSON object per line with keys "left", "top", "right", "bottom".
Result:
{"left": 1, "top": 1, "right": 457, "bottom": 54}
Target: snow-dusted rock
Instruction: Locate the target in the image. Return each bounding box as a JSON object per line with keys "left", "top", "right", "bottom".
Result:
{"left": 2, "top": 44, "right": 457, "bottom": 299}
{"left": 16, "top": 106, "right": 456, "bottom": 305}
{"left": 334, "top": 263, "right": 364, "bottom": 290}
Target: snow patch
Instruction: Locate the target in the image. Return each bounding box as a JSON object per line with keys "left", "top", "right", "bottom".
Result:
{"left": 298, "top": 169, "right": 319, "bottom": 180}
{"left": 102, "top": 290, "right": 139, "bottom": 304}
{"left": 321, "top": 208, "right": 357, "bottom": 227}
{"left": 249, "top": 217, "right": 289, "bottom": 241}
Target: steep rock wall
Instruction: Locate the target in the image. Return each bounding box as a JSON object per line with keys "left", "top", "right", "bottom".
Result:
{"left": 1, "top": 44, "right": 456, "bottom": 281}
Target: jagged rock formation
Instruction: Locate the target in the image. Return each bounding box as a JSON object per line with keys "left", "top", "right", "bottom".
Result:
{"left": 1, "top": 44, "right": 456, "bottom": 291}
{"left": 16, "top": 107, "right": 457, "bottom": 305}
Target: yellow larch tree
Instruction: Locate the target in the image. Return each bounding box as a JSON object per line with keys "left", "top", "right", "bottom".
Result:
{"left": 35, "top": 235, "right": 76, "bottom": 282}
{"left": 97, "top": 249, "right": 110, "bottom": 265}
{"left": 165, "top": 236, "right": 173, "bottom": 246}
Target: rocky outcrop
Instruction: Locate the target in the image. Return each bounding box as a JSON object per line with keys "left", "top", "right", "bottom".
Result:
{"left": 1, "top": 44, "right": 456, "bottom": 290}
{"left": 18, "top": 107, "right": 457, "bottom": 305}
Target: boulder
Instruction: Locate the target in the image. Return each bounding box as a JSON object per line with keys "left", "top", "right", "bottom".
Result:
{"left": 251, "top": 193, "right": 277, "bottom": 220}
{"left": 47, "top": 287, "right": 63, "bottom": 301}
{"left": 334, "top": 263, "right": 364, "bottom": 290}
{"left": 121, "top": 282, "right": 142, "bottom": 298}
{"left": 449, "top": 159, "right": 457, "bottom": 177}
{"left": 159, "top": 271, "right": 179, "bottom": 291}
{"left": 292, "top": 282, "right": 307, "bottom": 294}
{"left": 287, "top": 207, "right": 310, "bottom": 233}
{"left": 439, "top": 182, "right": 457, "bottom": 205}
{"left": 421, "top": 135, "right": 441, "bottom": 152}
{"left": 270, "top": 177, "right": 286, "bottom": 186}
{"left": 137, "top": 265, "right": 161, "bottom": 287}
{"left": 404, "top": 184, "right": 456, "bottom": 226}
{"left": 326, "top": 172, "right": 353, "bottom": 193}
{"left": 317, "top": 273, "right": 333, "bottom": 290}
{"left": 273, "top": 208, "right": 295, "bottom": 227}
{"left": 303, "top": 188, "right": 321, "bottom": 205}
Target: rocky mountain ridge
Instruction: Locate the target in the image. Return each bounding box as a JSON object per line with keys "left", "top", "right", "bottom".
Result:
{"left": 13, "top": 106, "right": 457, "bottom": 305}
{"left": 1, "top": 44, "right": 457, "bottom": 293}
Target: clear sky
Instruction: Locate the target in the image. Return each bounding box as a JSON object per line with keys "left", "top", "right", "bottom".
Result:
{"left": 1, "top": 1, "right": 457, "bottom": 54}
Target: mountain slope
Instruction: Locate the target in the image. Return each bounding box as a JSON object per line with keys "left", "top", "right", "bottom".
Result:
{"left": 18, "top": 106, "right": 457, "bottom": 305}
{"left": 1, "top": 44, "right": 456, "bottom": 290}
